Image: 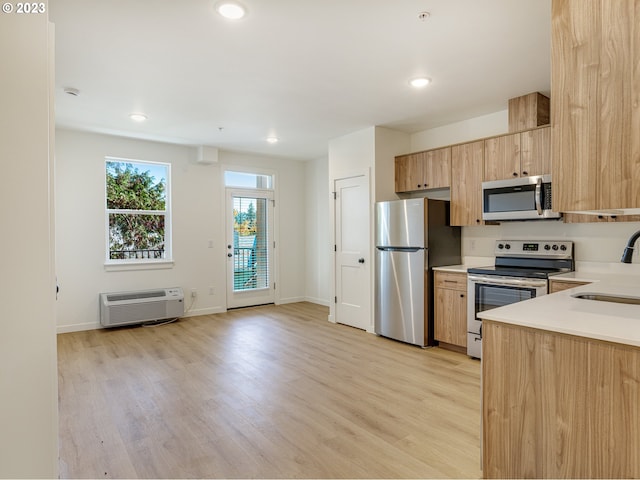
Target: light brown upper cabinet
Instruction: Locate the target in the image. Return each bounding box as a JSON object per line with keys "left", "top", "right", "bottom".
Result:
{"left": 451, "top": 140, "right": 484, "bottom": 226}
{"left": 395, "top": 147, "right": 451, "bottom": 193}
{"left": 552, "top": 0, "right": 640, "bottom": 212}
{"left": 395, "top": 152, "right": 423, "bottom": 192}
{"left": 484, "top": 133, "right": 521, "bottom": 181}
{"left": 484, "top": 127, "right": 551, "bottom": 181}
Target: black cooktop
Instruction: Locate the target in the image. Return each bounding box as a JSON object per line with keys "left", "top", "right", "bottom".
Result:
{"left": 468, "top": 240, "right": 575, "bottom": 279}
{"left": 466, "top": 265, "right": 569, "bottom": 279}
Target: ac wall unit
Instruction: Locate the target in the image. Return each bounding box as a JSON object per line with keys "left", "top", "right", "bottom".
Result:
{"left": 100, "top": 287, "right": 184, "bottom": 328}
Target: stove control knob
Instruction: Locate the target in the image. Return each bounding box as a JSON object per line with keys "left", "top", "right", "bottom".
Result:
{"left": 552, "top": 244, "right": 559, "bottom": 251}
{"left": 560, "top": 245, "right": 567, "bottom": 251}
{"left": 505, "top": 244, "right": 511, "bottom": 250}
{"left": 498, "top": 243, "right": 504, "bottom": 249}
{"left": 544, "top": 244, "right": 551, "bottom": 250}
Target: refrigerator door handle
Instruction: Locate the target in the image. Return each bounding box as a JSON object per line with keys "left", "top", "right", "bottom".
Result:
{"left": 376, "top": 246, "right": 423, "bottom": 252}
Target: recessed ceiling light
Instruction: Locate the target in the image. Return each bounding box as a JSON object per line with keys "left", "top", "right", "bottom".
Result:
{"left": 216, "top": 1, "right": 246, "bottom": 19}
{"left": 409, "top": 77, "right": 431, "bottom": 88}
{"left": 129, "top": 113, "right": 147, "bottom": 122}
{"left": 266, "top": 136, "right": 279, "bottom": 144}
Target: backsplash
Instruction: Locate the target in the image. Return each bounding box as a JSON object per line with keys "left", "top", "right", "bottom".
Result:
{"left": 462, "top": 219, "right": 640, "bottom": 265}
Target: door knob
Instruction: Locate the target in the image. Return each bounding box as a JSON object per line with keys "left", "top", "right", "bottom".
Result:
{"left": 358, "top": 258, "right": 365, "bottom": 264}
{"left": 227, "top": 244, "right": 232, "bottom": 249}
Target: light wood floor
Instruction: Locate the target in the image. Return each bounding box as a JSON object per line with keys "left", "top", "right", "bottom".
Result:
{"left": 58, "top": 302, "right": 481, "bottom": 479}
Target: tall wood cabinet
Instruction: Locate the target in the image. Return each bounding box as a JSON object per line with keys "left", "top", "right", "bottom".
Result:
{"left": 451, "top": 140, "right": 484, "bottom": 226}
{"left": 552, "top": 0, "right": 640, "bottom": 212}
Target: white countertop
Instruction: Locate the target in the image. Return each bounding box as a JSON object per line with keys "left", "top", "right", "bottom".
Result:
{"left": 432, "top": 264, "right": 468, "bottom": 273}
{"left": 433, "top": 257, "right": 492, "bottom": 274}
{"left": 478, "top": 272, "right": 640, "bottom": 348}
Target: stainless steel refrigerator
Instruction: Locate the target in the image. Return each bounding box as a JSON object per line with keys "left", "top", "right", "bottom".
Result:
{"left": 375, "top": 199, "right": 461, "bottom": 347}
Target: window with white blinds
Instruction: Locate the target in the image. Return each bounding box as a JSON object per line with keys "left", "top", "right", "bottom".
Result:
{"left": 232, "top": 196, "right": 270, "bottom": 291}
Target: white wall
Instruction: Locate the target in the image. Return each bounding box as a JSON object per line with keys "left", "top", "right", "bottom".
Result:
{"left": 0, "top": 4, "right": 59, "bottom": 477}
{"left": 374, "top": 126, "right": 410, "bottom": 202}
{"left": 55, "top": 129, "right": 306, "bottom": 332}
{"left": 410, "top": 109, "right": 509, "bottom": 151}
{"left": 305, "top": 157, "right": 331, "bottom": 305}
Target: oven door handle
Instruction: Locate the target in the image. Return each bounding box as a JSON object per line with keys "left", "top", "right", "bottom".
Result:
{"left": 468, "top": 274, "right": 547, "bottom": 288}
{"left": 535, "top": 177, "right": 543, "bottom": 216}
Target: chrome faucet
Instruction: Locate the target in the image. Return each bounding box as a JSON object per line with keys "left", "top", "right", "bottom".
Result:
{"left": 621, "top": 230, "right": 640, "bottom": 263}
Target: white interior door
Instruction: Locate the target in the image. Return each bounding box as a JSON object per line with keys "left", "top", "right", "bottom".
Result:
{"left": 334, "top": 175, "right": 370, "bottom": 330}
{"left": 226, "top": 189, "right": 275, "bottom": 309}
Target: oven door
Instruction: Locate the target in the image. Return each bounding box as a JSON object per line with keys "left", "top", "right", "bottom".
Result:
{"left": 467, "top": 274, "right": 548, "bottom": 358}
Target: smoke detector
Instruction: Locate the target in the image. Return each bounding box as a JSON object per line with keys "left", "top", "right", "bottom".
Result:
{"left": 418, "top": 11, "right": 430, "bottom": 21}
{"left": 63, "top": 87, "right": 79, "bottom": 96}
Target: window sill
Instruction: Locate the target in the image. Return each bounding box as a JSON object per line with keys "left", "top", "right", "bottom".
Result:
{"left": 104, "top": 260, "right": 174, "bottom": 272}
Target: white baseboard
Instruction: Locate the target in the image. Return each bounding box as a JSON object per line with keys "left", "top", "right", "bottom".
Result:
{"left": 277, "top": 296, "right": 305, "bottom": 305}
{"left": 182, "top": 306, "right": 226, "bottom": 317}
{"left": 57, "top": 306, "right": 227, "bottom": 334}
{"left": 57, "top": 301, "right": 333, "bottom": 334}
{"left": 57, "top": 322, "right": 101, "bottom": 334}
{"left": 304, "top": 296, "right": 331, "bottom": 307}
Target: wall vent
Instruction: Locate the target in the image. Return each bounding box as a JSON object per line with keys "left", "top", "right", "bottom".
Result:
{"left": 99, "top": 287, "right": 184, "bottom": 328}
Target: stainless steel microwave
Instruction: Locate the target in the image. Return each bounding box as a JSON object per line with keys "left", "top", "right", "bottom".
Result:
{"left": 481, "top": 174, "right": 561, "bottom": 221}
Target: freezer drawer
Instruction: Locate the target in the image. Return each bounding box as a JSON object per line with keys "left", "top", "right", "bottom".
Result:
{"left": 374, "top": 248, "right": 426, "bottom": 346}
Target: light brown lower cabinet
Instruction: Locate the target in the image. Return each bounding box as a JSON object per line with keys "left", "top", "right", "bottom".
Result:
{"left": 433, "top": 271, "right": 467, "bottom": 349}
{"left": 548, "top": 279, "right": 590, "bottom": 293}
{"left": 482, "top": 320, "right": 640, "bottom": 479}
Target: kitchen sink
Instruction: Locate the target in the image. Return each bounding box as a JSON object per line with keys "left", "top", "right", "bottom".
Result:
{"left": 571, "top": 292, "right": 640, "bottom": 305}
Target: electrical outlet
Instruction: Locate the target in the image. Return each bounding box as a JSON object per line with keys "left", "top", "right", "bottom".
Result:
{"left": 191, "top": 288, "right": 197, "bottom": 298}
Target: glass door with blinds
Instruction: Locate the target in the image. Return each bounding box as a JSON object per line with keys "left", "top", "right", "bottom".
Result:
{"left": 226, "top": 189, "right": 275, "bottom": 308}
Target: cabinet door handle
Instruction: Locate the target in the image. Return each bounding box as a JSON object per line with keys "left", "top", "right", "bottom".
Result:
{"left": 460, "top": 294, "right": 465, "bottom": 298}
{"left": 512, "top": 172, "right": 518, "bottom": 177}
{"left": 522, "top": 171, "right": 528, "bottom": 176}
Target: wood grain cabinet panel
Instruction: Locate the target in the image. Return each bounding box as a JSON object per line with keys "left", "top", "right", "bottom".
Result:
{"left": 483, "top": 320, "right": 640, "bottom": 478}
{"left": 395, "top": 152, "right": 424, "bottom": 193}
{"left": 484, "top": 127, "right": 550, "bottom": 181}
{"left": 433, "top": 271, "right": 467, "bottom": 348}
{"left": 552, "top": 0, "right": 640, "bottom": 212}
{"left": 423, "top": 147, "right": 451, "bottom": 189}
{"left": 548, "top": 279, "right": 590, "bottom": 293}
{"left": 451, "top": 141, "right": 484, "bottom": 226}
{"left": 484, "top": 133, "right": 521, "bottom": 181}
{"left": 563, "top": 213, "right": 640, "bottom": 223}
{"left": 394, "top": 147, "right": 451, "bottom": 193}
{"left": 520, "top": 126, "right": 551, "bottom": 177}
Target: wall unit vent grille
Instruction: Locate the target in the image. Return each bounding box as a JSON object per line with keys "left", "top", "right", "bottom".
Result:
{"left": 100, "top": 287, "right": 184, "bottom": 328}
{"left": 106, "top": 290, "right": 167, "bottom": 302}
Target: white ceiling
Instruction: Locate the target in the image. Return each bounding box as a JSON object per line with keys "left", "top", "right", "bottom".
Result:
{"left": 50, "top": 0, "right": 551, "bottom": 160}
